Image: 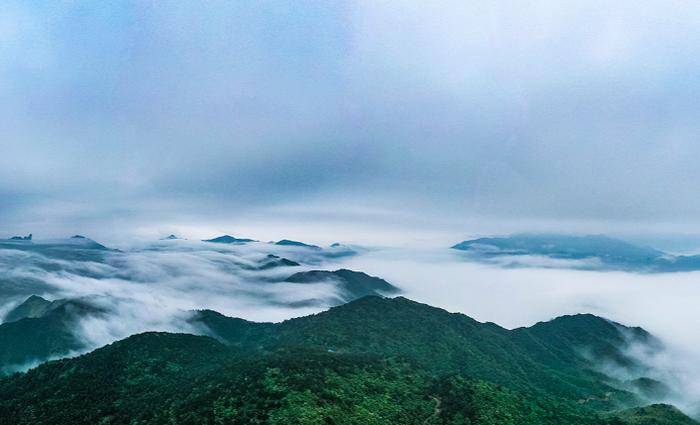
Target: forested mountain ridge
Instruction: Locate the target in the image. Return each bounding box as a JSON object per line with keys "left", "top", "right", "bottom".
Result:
{"left": 192, "top": 296, "right": 656, "bottom": 406}
{"left": 0, "top": 296, "right": 694, "bottom": 424}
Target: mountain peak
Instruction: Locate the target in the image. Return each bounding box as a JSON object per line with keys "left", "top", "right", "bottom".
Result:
{"left": 203, "top": 235, "right": 256, "bottom": 244}
{"left": 3, "top": 295, "right": 53, "bottom": 323}
{"left": 274, "top": 239, "right": 321, "bottom": 250}
{"left": 284, "top": 269, "right": 399, "bottom": 303}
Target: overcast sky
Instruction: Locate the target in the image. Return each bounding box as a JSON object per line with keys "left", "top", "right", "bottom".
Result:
{"left": 3, "top": 1, "right": 700, "bottom": 244}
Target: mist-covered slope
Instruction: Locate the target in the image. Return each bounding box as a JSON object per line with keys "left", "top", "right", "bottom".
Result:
{"left": 0, "top": 298, "right": 106, "bottom": 374}
{"left": 452, "top": 234, "right": 700, "bottom": 272}
{"left": 284, "top": 269, "right": 400, "bottom": 302}
{"left": 614, "top": 404, "right": 699, "bottom": 425}
{"left": 2, "top": 295, "right": 54, "bottom": 323}
{"left": 0, "top": 266, "right": 397, "bottom": 372}
{"left": 193, "top": 296, "right": 656, "bottom": 407}
{"left": 0, "top": 296, "right": 692, "bottom": 424}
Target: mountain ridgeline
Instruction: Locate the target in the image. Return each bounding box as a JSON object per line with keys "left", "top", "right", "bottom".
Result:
{"left": 0, "top": 234, "right": 696, "bottom": 423}
{"left": 0, "top": 270, "right": 399, "bottom": 371}
{"left": 0, "top": 296, "right": 695, "bottom": 424}
{"left": 284, "top": 269, "right": 400, "bottom": 302}
{"left": 452, "top": 234, "right": 700, "bottom": 272}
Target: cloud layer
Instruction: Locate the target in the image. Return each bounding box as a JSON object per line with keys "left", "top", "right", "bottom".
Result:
{"left": 3, "top": 1, "right": 700, "bottom": 241}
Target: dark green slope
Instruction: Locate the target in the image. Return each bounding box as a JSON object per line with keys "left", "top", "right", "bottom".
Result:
{"left": 0, "top": 298, "right": 105, "bottom": 374}
{"left": 189, "top": 309, "right": 275, "bottom": 348}
{"left": 2, "top": 295, "right": 54, "bottom": 323}
{"left": 0, "top": 315, "right": 82, "bottom": 374}
{"left": 0, "top": 333, "right": 232, "bottom": 425}
{"left": 0, "top": 296, "right": 691, "bottom": 425}
{"left": 614, "top": 404, "right": 699, "bottom": 425}
{"left": 513, "top": 314, "right": 658, "bottom": 372}
{"left": 0, "top": 332, "right": 635, "bottom": 425}
{"left": 194, "top": 296, "right": 643, "bottom": 407}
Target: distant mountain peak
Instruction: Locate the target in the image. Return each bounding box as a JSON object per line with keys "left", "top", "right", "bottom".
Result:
{"left": 285, "top": 269, "right": 399, "bottom": 303}
{"left": 64, "top": 236, "right": 110, "bottom": 250}
{"left": 257, "top": 254, "right": 300, "bottom": 270}
{"left": 450, "top": 233, "right": 700, "bottom": 273}
{"left": 161, "top": 234, "right": 180, "bottom": 240}
{"left": 8, "top": 234, "right": 32, "bottom": 241}
{"left": 274, "top": 239, "right": 321, "bottom": 250}
{"left": 203, "top": 235, "right": 256, "bottom": 244}
{"left": 3, "top": 295, "right": 53, "bottom": 324}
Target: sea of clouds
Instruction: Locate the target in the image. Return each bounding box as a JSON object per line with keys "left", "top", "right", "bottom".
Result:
{"left": 1, "top": 237, "right": 700, "bottom": 414}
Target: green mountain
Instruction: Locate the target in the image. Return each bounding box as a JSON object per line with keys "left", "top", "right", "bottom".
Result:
{"left": 284, "top": 269, "right": 400, "bottom": 302}
{"left": 193, "top": 297, "right": 653, "bottom": 407}
{"left": 0, "top": 296, "right": 692, "bottom": 424}
{"left": 0, "top": 298, "right": 105, "bottom": 374}
{"left": 614, "top": 404, "right": 699, "bottom": 425}
{"left": 0, "top": 333, "right": 619, "bottom": 425}
{"left": 0, "top": 270, "right": 392, "bottom": 370}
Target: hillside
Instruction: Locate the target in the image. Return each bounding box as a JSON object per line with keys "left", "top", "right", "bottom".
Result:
{"left": 284, "top": 269, "right": 400, "bottom": 302}
{"left": 0, "top": 334, "right": 667, "bottom": 425}
{"left": 0, "top": 299, "right": 105, "bottom": 374}
{"left": 192, "top": 296, "right": 650, "bottom": 407}
{"left": 0, "top": 297, "right": 694, "bottom": 424}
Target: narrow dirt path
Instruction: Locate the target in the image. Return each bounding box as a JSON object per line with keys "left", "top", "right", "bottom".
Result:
{"left": 423, "top": 396, "right": 442, "bottom": 424}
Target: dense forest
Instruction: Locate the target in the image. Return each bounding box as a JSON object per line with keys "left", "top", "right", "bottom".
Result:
{"left": 0, "top": 296, "right": 696, "bottom": 424}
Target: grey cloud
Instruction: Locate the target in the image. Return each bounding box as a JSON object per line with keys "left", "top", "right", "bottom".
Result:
{"left": 3, "top": 1, "right": 700, "bottom": 240}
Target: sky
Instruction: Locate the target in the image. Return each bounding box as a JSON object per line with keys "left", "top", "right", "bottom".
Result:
{"left": 2, "top": 1, "right": 700, "bottom": 245}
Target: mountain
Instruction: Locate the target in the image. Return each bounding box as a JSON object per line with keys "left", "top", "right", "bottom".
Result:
{"left": 202, "top": 235, "right": 256, "bottom": 244}
{"left": 274, "top": 239, "right": 321, "bottom": 250}
{"left": 324, "top": 242, "right": 359, "bottom": 257}
{"left": 2, "top": 296, "right": 54, "bottom": 323}
{"left": 7, "top": 234, "right": 31, "bottom": 241}
{"left": 0, "top": 297, "right": 106, "bottom": 374}
{"left": 159, "top": 234, "right": 179, "bottom": 240}
{"left": 193, "top": 296, "right": 657, "bottom": 405}
{"left": 0, "top": 296, "right": 690, "bottom": 424}
{"left": 0, "top": 333, "right": 614, "bottom": 425}
{"left": 451, "top": 234, "right": 700, "bottom": 272}
{"left": 284, "top": 269, "right": 400, "bottom": 302}
{"left": 614, "top": 404, "right": 699, "bottom": 425}
{"left": 257, "top": 254, "right": 300, "bottom": 270}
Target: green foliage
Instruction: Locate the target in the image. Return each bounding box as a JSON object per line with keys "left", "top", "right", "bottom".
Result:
{"left": 0, "top": 296, "right": 695, "bottom": 424}
{"left": 197, "top": 296, "right": 643, "bottom": 406}
{"left": 613, "top": 404, "right": 699, "bottom": 425}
